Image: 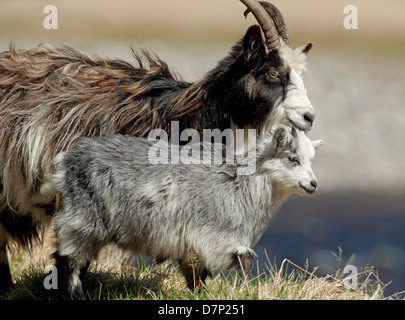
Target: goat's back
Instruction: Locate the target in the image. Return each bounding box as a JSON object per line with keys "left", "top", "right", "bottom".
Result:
{"left": 0, "top": 44, "right": 190, "bottom": 218}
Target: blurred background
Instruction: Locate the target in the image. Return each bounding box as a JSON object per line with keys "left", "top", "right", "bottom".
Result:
{"left": 1, "top": 0, "right": 404, "bottom": 296}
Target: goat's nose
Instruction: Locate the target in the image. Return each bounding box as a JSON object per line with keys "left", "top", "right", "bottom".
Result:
{"left": 303, "top": 112, "right": 315, "bottom": 126}
{"left": 311, "top": 180, "right": 318, "bottom": 189}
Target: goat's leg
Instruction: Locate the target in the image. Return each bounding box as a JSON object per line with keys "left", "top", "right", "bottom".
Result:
{"left": 0, "top": 208, "right": 39, "bottom": 294}
{"left": 54, "top": 252, "right": 87, "bottom": 300}
{"left": 54, "top": 243, "right": 91, "bottom": 300}
{"left": 79, "top": 262, "right": 90, "bottom": 284}
{"left": 179, "top": 258, "right": 210, "bottom": 291}
{"left": 53, "top": 252, "right": 71, "bottom": 298}
{"left": 184, "top": 268, "right": 209, "bottom": 291}
{"left": 196, "top": 268, "right": 211, "bottom": 288}
{"left": 0, "top": 242, "right": 13, "bottom": 294}
{"left": 68, "top": 261, "right": 87, "bottom": 300}
{"left": 232, "top": 247, "right": 256, "bottom": 275}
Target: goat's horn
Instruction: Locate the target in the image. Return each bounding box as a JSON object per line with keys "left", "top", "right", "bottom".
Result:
{"left": 240, "top": 0, "right": 281, "bottom": 52}
{"left": 256, "top": 1, "right": 289, "bottom": 45}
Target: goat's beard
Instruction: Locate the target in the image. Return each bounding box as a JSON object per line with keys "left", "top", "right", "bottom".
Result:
{"left": 257, "top": 102, "right": 286, "bottom": 137}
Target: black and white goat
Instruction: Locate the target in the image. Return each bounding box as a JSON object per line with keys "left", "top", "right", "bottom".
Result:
{"left": 41, "top": 126, "right": 323, "bottom": 299}
{"left": 0, "top": 0, "right": 315, "bottom": 292}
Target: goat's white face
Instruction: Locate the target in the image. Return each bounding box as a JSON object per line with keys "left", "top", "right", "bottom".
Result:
{"left": 259, "top": 126, "right": 323, "bottom": 196}
{"left": 272, "top": 42, "right": 315, "bottom": 132}
{"left": 281, "top": 69, "right": 315, "bottom": 132}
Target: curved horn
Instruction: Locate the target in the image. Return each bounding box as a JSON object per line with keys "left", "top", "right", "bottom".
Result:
{"left": 240, "top": 0, "right": 281, "bottom": 51}
{"left": 257, "top": 1, "right": 289, "bottom": 45}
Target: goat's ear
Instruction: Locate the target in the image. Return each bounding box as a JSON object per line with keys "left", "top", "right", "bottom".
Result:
{"left": 312, "top": 139, "right": 324, "bottom": 150}
{"left": 301, "top": 43, "right": 313, "bottom": 55}
{"left": 261, "top": 126, "right": 288, "bottom": 158}
{"left": 274, "top": 125, "right": 289, "bottom": 149}
{"left": 243, "top": 25, "right": 266, "bottom": 65}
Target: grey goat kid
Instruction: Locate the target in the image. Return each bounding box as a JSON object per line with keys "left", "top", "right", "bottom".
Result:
{"left": 41, "top": 126, "right": 323, "bottom": 299}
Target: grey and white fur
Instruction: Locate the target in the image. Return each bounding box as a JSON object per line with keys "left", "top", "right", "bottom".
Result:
{"left": 41, "top": 125, "right": 323, "bottom": 299}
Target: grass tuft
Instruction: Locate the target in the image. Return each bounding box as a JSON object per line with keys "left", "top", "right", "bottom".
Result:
{"left": 2, "top": 253, "right": 394, "bottom": 300}
{"left": 2, "top": 234, "right": 397, "bottom": 300}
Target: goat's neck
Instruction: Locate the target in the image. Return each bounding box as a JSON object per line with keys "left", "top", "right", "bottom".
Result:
{"left": 237, "top": 174, "right": 291, "bottom": 247}
{"left": 239, "top": 172, "right": 290, "bottom": 209}
{"left": 195, "top": 48, "right": 246, "bottom": 132}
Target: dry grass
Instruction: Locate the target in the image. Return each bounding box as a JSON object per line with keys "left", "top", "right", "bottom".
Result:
{"left": 2, "top": 226, "right": 394, "bottom": 300}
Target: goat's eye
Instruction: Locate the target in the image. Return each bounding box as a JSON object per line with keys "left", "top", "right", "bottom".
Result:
{"left": 267, "top": 71, "right": 279, "bottom": 79}
{"left": 288, "top": 156, "right": 300, "bottom": 166}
